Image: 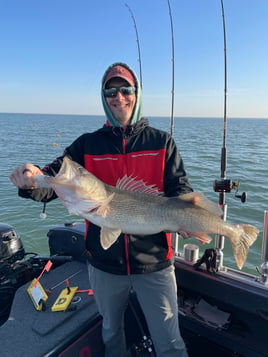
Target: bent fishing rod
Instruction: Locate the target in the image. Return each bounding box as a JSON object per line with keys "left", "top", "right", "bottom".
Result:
{"left": 125, "top": 3, "right": 143, "bottom": 88}
{"left": 126, "top": 1, "right": 175, "bottom": 133}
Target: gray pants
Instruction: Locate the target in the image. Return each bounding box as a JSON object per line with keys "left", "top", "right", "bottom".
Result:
{"left": 88, "top": 264, "right": 188, "bottom": 357}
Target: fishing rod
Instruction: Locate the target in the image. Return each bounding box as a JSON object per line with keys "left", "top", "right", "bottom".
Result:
{"left": 166, "top": 0, "right": 175, "bottom": 136}
{"left": 166, "top": 0, "right": 183, "bottom": 257}
{"left": 125, "top": 3, "right": 143, "bottom": 88}
{"left": 214, "top": 0, "right": 229, "bottom": 220}
{"left": 126, "top": 1, "right": 174, "bottom": 134}
{"left": 213, "top": 0, "right": 246, "bottom": 269}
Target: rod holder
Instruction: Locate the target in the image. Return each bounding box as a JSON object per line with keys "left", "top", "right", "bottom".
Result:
{"left": 183, "top": 244, "right": 199, "bottom": 263}
{"left": 171, "top": 233, "right": 179, "bottom": 256}
{"left": 262, "top": 211, "right": 268, "bottom": 262}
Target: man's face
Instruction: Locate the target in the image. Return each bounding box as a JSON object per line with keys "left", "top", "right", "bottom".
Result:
{"left": 105, "top": 78, "right": 136, "bottom": 126}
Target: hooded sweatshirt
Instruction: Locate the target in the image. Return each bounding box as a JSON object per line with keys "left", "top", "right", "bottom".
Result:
{"left": 101, "top": 62, "right": 143, "bottom": 127}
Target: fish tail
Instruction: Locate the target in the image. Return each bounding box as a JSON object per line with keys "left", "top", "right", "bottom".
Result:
{"left": 230, "top": 224, "right": 259, "bottom": 270}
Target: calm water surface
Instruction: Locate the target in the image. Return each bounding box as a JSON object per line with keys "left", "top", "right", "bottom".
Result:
{"left": 0, "top": 113, "right": 267, "bottom": 275}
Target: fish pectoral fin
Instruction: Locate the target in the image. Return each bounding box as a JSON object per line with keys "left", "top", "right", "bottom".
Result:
{"left": 95, "top": 193, "right": 115, "bottom": 217}
{"left": 100, "top": 227, "right": 122, "bottom": 250}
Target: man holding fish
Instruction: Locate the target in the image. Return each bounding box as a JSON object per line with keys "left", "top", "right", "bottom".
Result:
{"left": 10, "top": 63, "right": 258, "bottom": 357}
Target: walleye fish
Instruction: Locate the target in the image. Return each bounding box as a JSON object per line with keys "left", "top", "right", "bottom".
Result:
{"left": 34, "top": 157, "right": 259, "bottom": 269}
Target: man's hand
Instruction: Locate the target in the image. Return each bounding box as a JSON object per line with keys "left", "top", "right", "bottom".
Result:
{"left": 9, "top": 164, "right": 43, "bottom": 189}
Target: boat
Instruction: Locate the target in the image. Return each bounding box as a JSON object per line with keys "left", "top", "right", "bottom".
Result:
{"left": 0, "top": 212, "right": 267, "bottom": 356}
{"left": 1, "top": 1, "right": 267, "bottom": 355}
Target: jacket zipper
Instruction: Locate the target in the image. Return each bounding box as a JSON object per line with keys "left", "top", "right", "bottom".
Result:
{"left": 122, "top": 135, "right": 131, "bottom": 274}
{"left": 124, "top": 234, "right": 131, "bottom": 274}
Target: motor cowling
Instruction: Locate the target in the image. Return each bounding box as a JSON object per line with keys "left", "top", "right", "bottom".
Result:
{"left": 0, "top": 223, "right": 25, "bottom": 263}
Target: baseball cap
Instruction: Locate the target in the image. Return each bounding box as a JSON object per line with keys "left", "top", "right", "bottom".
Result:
{"left": 103, "top": 65, "right": 135, "bottom": 88}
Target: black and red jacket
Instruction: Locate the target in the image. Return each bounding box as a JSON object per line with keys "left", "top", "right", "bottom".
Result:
{"left": 19, "top": 118, "right": 193, "bottom": 275}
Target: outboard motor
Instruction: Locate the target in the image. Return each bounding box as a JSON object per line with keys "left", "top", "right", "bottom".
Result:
{"left": 0, "top": 223, "right": 25, "bottom": 324}
{"left": 0, "top": 223, "right": 25, "bottom": 264}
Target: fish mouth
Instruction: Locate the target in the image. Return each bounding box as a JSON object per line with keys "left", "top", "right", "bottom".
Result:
{"left": 47, "top": 157, "right": 86, "bottom": 182}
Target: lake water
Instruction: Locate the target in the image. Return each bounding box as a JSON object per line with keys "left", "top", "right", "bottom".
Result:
{"left": 0, "top": 112, "right": 267, "bottom": 275}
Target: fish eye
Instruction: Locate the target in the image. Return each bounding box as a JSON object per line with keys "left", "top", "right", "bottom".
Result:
{"left": 78, "top": 167, "right": 86, "bottom": 174}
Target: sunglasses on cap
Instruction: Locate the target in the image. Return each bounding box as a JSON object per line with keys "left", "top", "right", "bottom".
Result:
{"left": 103, "top": 86, "right": 136, "bottom": 98}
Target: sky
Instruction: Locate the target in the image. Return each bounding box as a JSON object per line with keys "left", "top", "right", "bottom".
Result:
{"left": 0, "top": 0, "right": 267, "bottom": 118}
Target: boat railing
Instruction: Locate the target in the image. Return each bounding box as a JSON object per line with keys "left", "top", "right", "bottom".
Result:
{"left": 259, "top": 211, "right": 268, "bottom": 285}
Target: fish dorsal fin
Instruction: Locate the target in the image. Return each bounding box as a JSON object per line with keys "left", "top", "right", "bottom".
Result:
{"left": 179, "top": 192, "right": 223, "bottom": 216}
{"left": 116, "top": 175, "right": 162, "bottom": 195}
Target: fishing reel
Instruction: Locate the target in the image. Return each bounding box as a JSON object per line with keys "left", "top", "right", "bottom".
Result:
{"left": 213, "top": 179, "right": 247, "bottom": 203}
